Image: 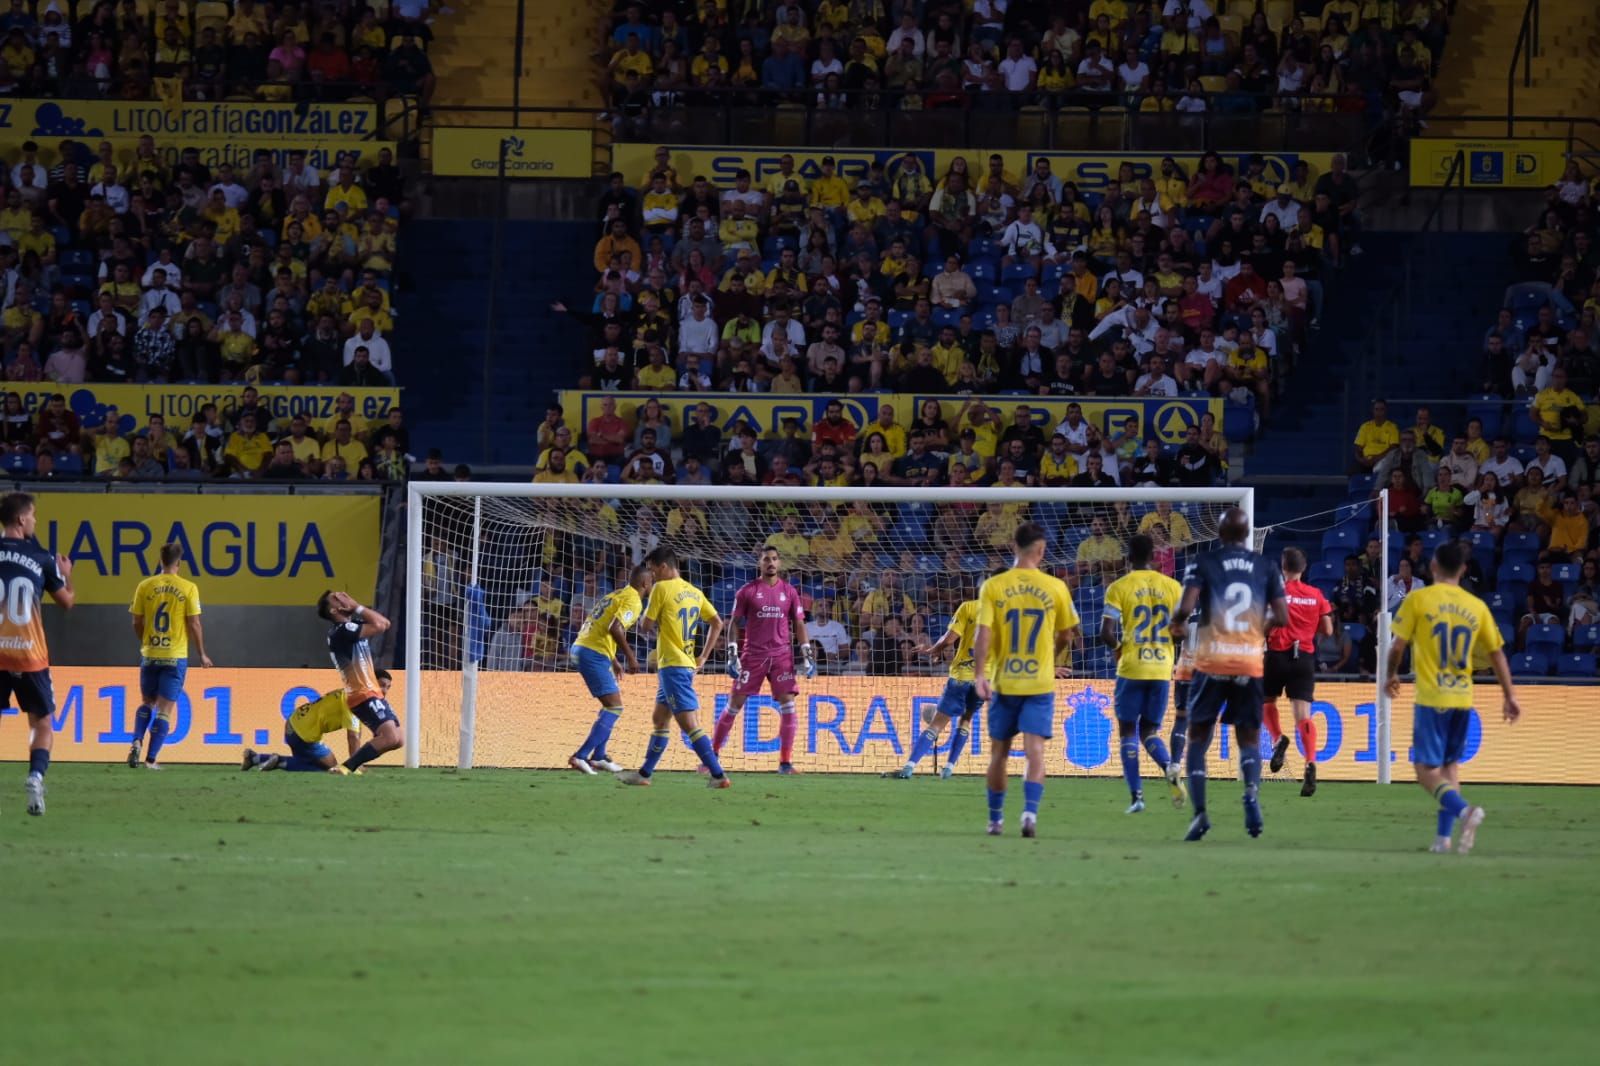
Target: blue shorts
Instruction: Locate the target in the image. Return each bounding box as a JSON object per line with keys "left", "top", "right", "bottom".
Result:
{"left": 1413, "top": 705, "right": 1473, "bottom": 766}
{"left": 1187, "top": 672, "right": 1263, "bottom": 728}
{"left": 351, "top": 697, "right": 399, "bottom": 732}
{"left": 936, "top": 678, "right": 983, "bottom": 720}
{"left": 987, "top": 692, "right": 1055, "bottom": 741}
{"left": 655, "top": 666, "right": 700, "bottom": 712}
{"left": 285, "top": 723, "right": 332, "bottom": 762}
{"left": 1114, "top": 677, "right": 1170, "bottom": 727}
{"left": 140, "top": 659, "right": 187, "bottom": 704}
{"left": 573, "top": 647, "right": 619, "bottom": 699}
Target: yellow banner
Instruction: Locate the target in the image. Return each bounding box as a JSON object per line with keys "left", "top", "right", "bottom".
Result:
{"left": 6, "top": 383, "right": 399, "bottom": 431}
{"left": 613, "top": 144, "right": 1337, "bottom": 193}
{"left": 432, "top": 127, "right": 593, "bottom": 179}
{"left": 558, "top": 391, "right": 1219, "bottom": 447}
{"left": 34, "top": 494, "right": 380, "bottom": 606}
{"left": 0, "top": 668, "right": 402, "bottom": 766}
{"left": 0, "top": 98, "right": 377, "bottom": 142}
{"left": 1408, "top": 138, "right": 1567, "bottom": 188}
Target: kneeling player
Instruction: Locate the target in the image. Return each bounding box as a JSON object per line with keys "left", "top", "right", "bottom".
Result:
{"left": 1101, "top": 535, "right": 1185, "bottom": 812}
{"left": 1262, "top": 547, "right": 1333, "bottom": 796}
{"left": 712, "top": 545, "right": 813, "bottom": 774}
{"left": 891, "top": 590, "right": 986, "bottom": 779}
{"left": 244, "top": 670, "right": 393, "bottom": 772}
{"left": 569, "top": 565, "right": 652, "bottom": 774}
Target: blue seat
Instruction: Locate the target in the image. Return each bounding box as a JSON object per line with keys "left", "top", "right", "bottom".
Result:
{"left": 1551, "top": 561, "right": 1579, "bottom": 589}
{"left": 970, "top": 309, "right": 996, "bottom": 331}
{"left": 1510, "top": 651, "right": 1550, "bottom": 676}
{"left": 1497, "top": 560, "right": 1535, "bottom": 588}
{"left": 62, "top": 271, "right": 96, "bottom": 294}
{"left": 886, "top": 309, "right": 910, "bottom": 330}
{"left": 1308, "top": 560, "right": 1339, "bottom": 584}
{"left": 1504, "top": 281, "right": 1554, "bottom": 312}
{"left": 966, "top": 238, "right": 996, "bottom": 260}
{"left": 1525, "top": 623, "right": 1565, "bottom": 655}
{"left": 931, "top": 307, "right": 964, "bottom": 327}
{"left": 1572, "top": 624, "right": 1600, "bottom": 652}
{"left": 1321, "top": 525, "right": 1362, "bottom": 553}
{"left": 1467, "top": 400, "right": 1504, "bottom": 440}
{"left": 1555, "top": 653, "right": 1597, "bottom": 678}
{"left": 1498, "top": 620, "right": 1518, "bottom": 651}
{"left": 1502, "top": 530, "right": 1540, "bottom": 555}
{"left": 1501, "top": 548, "right": 1537, "bottom": 572}
{"left": 1510, "top": 410, "right": 1540, "bottom": 444}
{"left": 1463, "top": 529, "right": 1498, "bottom": 556}
{"left": 1346, "top": 473, "right": 1375, "bottom": 497}
{"left": 1343, "top": 622, "right": 1368, "bottom": 645}
{"left": 1419, "top": 528, "right": 1452, "bottom": 553}
{"left": 1001, "top": 262, "right": 1037, "bottom": 284}
{"left": 975, "top": 284, "right": 1012, "bottom": 307}
{"left": 59, "top": 248, "right": 96, "bottom": 271}
{"left": 1040, "top": 261, "right": 1066, "bottom": 282}
{"left": 1484, "top": 589, "right": 1516, "bottom": 621}
{"left": 968, "top": 261, "right": 996, "bottom": 283}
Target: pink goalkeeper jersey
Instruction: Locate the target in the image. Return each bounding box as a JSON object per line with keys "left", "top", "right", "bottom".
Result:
{"left": 733, "top": 579, "right": 804, "bottom": 662}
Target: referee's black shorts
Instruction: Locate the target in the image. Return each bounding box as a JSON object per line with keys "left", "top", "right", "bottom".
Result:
{"left": 1263, "top": 647, "right": 1316, "bottom": 702}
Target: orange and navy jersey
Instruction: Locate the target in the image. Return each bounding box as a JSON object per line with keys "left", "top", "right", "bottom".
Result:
{"left": 1182, "top": 547, "right": 1285, "bottom": 678}
{"left": 0, "top": 536, "right": 63, "bottom": 672}
{"left": 1269, "top": 579, "right": 1331, "bottom": 654}
{"left": 326, "top": 621, "right": 382, "bottom": 705}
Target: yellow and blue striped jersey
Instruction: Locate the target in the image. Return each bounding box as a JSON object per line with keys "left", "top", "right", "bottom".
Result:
{"left": 129, "top": 572, "right": 202, "bottom": 661}
{"left": 644, "top": 577, "right": 718, "bottom": 669}
{"left": 1393, "top": 583, "right": 1501, "bottom": 709}
{"left": 976, "top": 568, "right": 1079, "bottom": 696}
{"left": 573, "top": 585, "right": 643, "bottom": 661}
{"left": 1103, "top": 568, "right": 1183, "bottom": 681}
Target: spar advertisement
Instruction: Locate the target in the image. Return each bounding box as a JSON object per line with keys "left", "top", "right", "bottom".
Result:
{"left": 5, "top": 671, "right": 1593, "bottom": 784}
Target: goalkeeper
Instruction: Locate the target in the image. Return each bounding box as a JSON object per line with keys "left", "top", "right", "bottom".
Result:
{"left": 242, "top": 671, "right": 393, "bottom": 774}
{"left": 711, "top": 545, "right": 814, "bottom": 775}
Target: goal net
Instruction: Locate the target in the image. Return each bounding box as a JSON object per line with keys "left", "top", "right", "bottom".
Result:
{"left": 403, "top": 483, "right": 1290, "bottom": 779}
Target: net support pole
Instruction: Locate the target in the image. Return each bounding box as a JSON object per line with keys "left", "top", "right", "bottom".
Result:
{"left": 458, "top": 496, "right": 483, "bottom": 770}
{"left": 403, "top": 483, "right": 423, "bottom": 768}
{"left": 1375, "top": 488, "right": 1392, "bottom": 785}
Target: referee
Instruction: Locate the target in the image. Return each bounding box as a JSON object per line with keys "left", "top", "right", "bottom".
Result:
{"left": 1263, "top": 547, "right": 1335, "bottom": 796}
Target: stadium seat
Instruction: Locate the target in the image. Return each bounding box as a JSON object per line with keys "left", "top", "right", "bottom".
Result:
{"left": 1555, "top": 653, "right": 1597, "bottom": 678}
{"left": 1551, "top": 562, "right": 1579, "bottom": 590}
{"left": 1308, "top": 560, "right": 1339, "bottom": 584}
{"left": 968, "top": 261, "right": 996, "bottom": 283}
{"left": 1497, "top": 560, "right": 1535, "bottom": 589}
{"left": 1346, "top": 473, "right": 1375, "bottom": 497}
{"left": 1320, "top": 525, "right": 1362, "bottom": 554}
{"left": 931, "top": 308, "right": 963, "bottom": 328}
{"left": 59, "top": 248, "right": 96, "bottom": 272}
{"left": 1572, "top": 625, "right": 1600, "bottom": 652}
{"left": 1504, "top": 281, "right": 1554, "bottom": 312}
{"left": 1510, "top": 410, "right": 1540, "bottom": 444}
{"left": 1001, "top": 262, "right": 1037, "bottom": 284}
{"left": 1502, "top": 530, "right": 1540, "bottom": 556}
{"left": 1484, "top": 589, "right": 1516, "bottom": 621}
{"left": 1509, "top": 651, "right": 1550, "bottom": 676}
{"left": 1343, "top": 622, "right": 1367, "bottom": 645}
{"left": 1419, "top": 528, "right": 1452, "bottom": 554}
{"left": 966, "top": 238, "right": 996, "bottom": 260}
{"left": 1524, "top": 623, "right": 1565, "bottom": 656}
{"left": 1462, "top": 529, "right": 1499, "bottom": 557}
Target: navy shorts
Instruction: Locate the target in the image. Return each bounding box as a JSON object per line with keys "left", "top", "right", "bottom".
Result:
{"left": 285, "top": 722, "right": 333, "bottom": 762}
{"left": 140, "top": 659, "right": 188, "bottom": 704}
{"left": 1187, "top": 672, "right": 1264, "bottom": 728}
{"left": 1114, "top": 677, "right": 1170, "bottom": 727}
{"left": 1412, "top": 704, "right": 1473, "bottom": 766}
{"left": 350, "top": 696, "right": 399, "bottom": 732}
{"left": 935, "top": 678, "right": 983, "bottom": 720}
{"left": 988, "top": 692, "right": 1054, "bottom": 741}
{"left": 1, "top": 668, "right": 55, "bottom": 719}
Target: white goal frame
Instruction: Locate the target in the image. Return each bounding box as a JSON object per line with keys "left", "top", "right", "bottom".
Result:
{"left": 403, "top": 482, "right": 1254, "bottom": 770}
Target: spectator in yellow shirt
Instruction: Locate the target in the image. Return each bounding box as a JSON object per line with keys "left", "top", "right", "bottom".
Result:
{"left": 322, "top": 419, "right": 370, "bottom": 468}
{"left": 1137, "top": 501, "right": 1192, "bottom": 547}
{"left": 324, "top": 165, "right": 369, "bottom": 215}
{"left": 809, "top": 156, "right": 852, "bottom": 218}
{"left": 866, "top": 403, "right": 908, "bottom": 459}
{"left": 1533, "top": 366, "right": 1587, "bottom": 458}
{"left": 1353, "top": 398, "right": 1400, "bottom": 472}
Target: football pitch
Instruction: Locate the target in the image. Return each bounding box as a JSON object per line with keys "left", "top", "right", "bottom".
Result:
{"left": 5, "top": 767, "right": 1597, "bottom": 1065}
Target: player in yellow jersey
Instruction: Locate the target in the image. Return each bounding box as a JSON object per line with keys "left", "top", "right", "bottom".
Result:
{"left": 244, "top": 670, "right": 393, "bottom": 773}
{"left": 1101, "top": 534, "right": 1186, "bottom": 813}
{"left": 1386, "top": 542, "right": 1522, "bottom": 854}
{"left": 888, "top": 572, "right": 1002, "bottom": 780}
{"left": 568, "top": 564, "right": 653, "bottom": 775}
{"left": 974, "top": 522, "right": 1079, "bottom": 838}
{"left": 616, "top": 546, "right": 730, "bottom": 788}
{"left": 127, "top": 543, "right": 211, "bottom": 770}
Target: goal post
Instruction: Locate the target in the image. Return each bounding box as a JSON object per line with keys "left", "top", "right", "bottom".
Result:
{"left": 404, "top": 481, "right": 1257, "bottom": 773}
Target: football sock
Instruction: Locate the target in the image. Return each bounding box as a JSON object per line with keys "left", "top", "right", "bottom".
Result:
{"left": 343, "top": 742, "right": 383, "bottom": 772}
{"left": 1142, "top": 733, "right": 1171, "bottom": 771}
{"left": 282, "top": 756, "right": 327, "bottom": 772}
{"left": 1170, "top": 715, "right": 1188, "bottom": 766}
{"left": 146, "top": 717, "right": 170, "bottom": 763}
{"left": 1437, "top": 806, "right": 1456, "bottom": 838}
{"left": 28, "top": 748, "right": 49, "bottom": 779}
{"left": 1022, "top": 780, "right": 1044, "bottom": 817}
{"left": 1296, "top": 718, "right": 1318, "bottom": 763}
{"left": 986, "top": 788, "right": 1005, "bottom": 823}
{"left": 1119, "top": 735, "right": 1142, "bottom": 799}
{"left": 947, "top": 726, "right": 969, "bottom": 766}
{"left": 777, "top": 705, "right": 797, "bottom": 763}
{"left": 132, "top": 704, "right": 153, "bottom": 743}
{"left": 687, "top": 728, "right": 724, "bottom": 778}
{"left": 1263, "top": 701, "right": 1283, "bottom": 743}
{"left": 1240, "top": 744, "right": 1261, "bottom": 800}
{"left": 576, "top": 707, "right": 620, "bottom": 761}
{"left": 908, "top": 728, "right": 938, "bottom": 767}
{"left": 639, "top": 729, "right": 671, "bottom": 777}
{"left": 711, "top": 710, "right": 737, "bottom": 754}
{"left": 1432, "top": 782, "right": 1469, "bottom": 819}
{"left": 1186, "top": 740, "right": 1207, "bottom": 814}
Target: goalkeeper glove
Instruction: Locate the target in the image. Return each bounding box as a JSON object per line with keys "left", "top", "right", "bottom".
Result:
{"left": 725, "top": 641, "right": 742, "bottom": 679}
{"left": 798, "top": 642, "right": 816, "bottom": 680}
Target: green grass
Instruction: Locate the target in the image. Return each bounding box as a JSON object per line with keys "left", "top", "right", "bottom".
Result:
{"left": 4, "top": 766, "right": 1598, "bottom": 1065}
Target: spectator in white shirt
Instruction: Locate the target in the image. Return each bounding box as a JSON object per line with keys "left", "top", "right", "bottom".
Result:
{"left": 1163, "top": 0, "right": 1214, "bottom": 32}
{"left": 1526, "top": 436, "right": 1568, "bottom": 485}
{"left": 886, "top": 12, "right": 925, "bottom": 57}
{"left": 997, "top": 38, "right": 1038, "bottom": 92}
{"left": 1135, "top": 354, "right": 1179, "bottom": 397}
{"left": 808, "top": 601, "right": 851, "bottom": 660}
{"left": 1184, "top": 329, "right": 1226, "bottom": 391}
{"left": 1386, "top": 557, "right": 1426, "bottom": 611}
{"left": 1248, "top": 309, "right": 1278, "bottom": 361}
{"left": 810, "top": 40, "right": 843, "bottom": 86}
{"left": 1117, "top": 47, "right": 1151, "bottom": 93}
{"left": 91, "top": 167, "right": 130, "bottom": 214}
{"left": 1260, "top": 184, "right": 1302, "bottom": 231}
{"left": 11, "top": 142, "right": 48, "bottom": 190}
{"left": 1075, "top": 41, "right": 1115, "bottom": 91}
{"left": 1089, "top": 303, "right": 1161, "bottom": 354}
{"left": 677, "top": 295, "right": 718, "bottom": 358}
{"left": 209, "top": 164, "right": 250, "bottom": 210}
{"left": 998, "top": 204, "right": 1052, "bottom": 267}
{"left": 142, "top": 254, "right": 182, "bottom": 289}
{"left": 139, "top": 274, "right": 182, "bottom": 323}
{"left": 678, "top": 353, "right": 713, "bottom": 390}
{"left": 1053, "top": 404, "right": 1092, "bottom": 455}
{"left": 760, "top": 306, "right": 806, "bottom": 362}
{"left": 86, "top": 294, "right": 128, "bottom": 338}
{"left": 1479, "top": 438, "right": 1524, "bottom": 487}
{"left": 344, "top": 320, "right": 392, "bottom": 373}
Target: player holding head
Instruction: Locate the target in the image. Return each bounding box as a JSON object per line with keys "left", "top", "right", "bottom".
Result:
{"left": 1263, "top": 547, "right": 1334, "bottom": 796}
{"left": 1170, "top": 507, "right": 1288, "bottom": 842}
{"left": 713, "top": 544, "right": 813, "bottom": 774}
{"left": 316, "top": 590, "right": 401, "bottom": 773}
{"left": 1101, "top": 534, "right": 1186, "bottom": 813}
{"left": 244, "top": 671, "right": 393, "bottom": 772}
{"left": 974, "top": 522, "right": 1079, "bottom": 837}
{"left": 127, "top": 543, "right": 212, "bottom": 770}
{"left": 616, "top": 545, "right": 730, "bottom": 787}
{"left": 568, "top": 563, "right": 654, "bottom": 775}
{"left": 0, "top": 492, "right": 74, "bottom": 815}
{"left": 1386, "top": 542, "right": 1521, "bottom": 853}
{"left": 888, "top": 571, "right": 999, "bottom": 780}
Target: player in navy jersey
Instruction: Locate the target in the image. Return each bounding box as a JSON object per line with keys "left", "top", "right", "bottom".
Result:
{"left": 1170, "top": 508, "right": 1288, "bottom": 842}
{"left": 316, "top": 590, "right": 402, "bottom": 773}
{"left": 712, "top": 546, "right": 814, "bottom": 773}
{"left": 0, "top": 493, "right": 75, "bottom": 816}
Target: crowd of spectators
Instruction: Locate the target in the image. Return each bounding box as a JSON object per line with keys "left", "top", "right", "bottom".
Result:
{"left": 0, "top": 0, "right": 439, "bottom": 102}
{"left": 604, "top": 1, "right": 1447, "bottom": 130}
